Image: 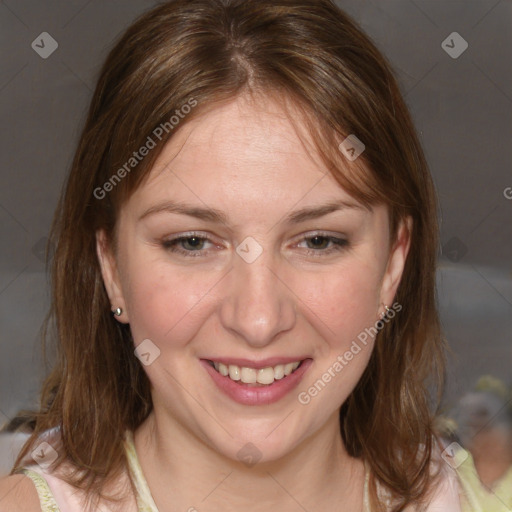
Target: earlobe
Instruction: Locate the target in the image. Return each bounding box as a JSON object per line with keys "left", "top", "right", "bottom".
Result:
{"left": 379, "top": 216, "right": 412, "bottom": 309}
{"left": 96, "top": 230, "right": 129, "bottom": 323}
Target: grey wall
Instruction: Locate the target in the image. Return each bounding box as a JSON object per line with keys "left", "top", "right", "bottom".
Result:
{"left": 1, "top": 0, "right": 511, "bottom": 428}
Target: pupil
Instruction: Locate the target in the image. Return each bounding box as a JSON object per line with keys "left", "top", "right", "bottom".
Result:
{"left": 310, "top": 236, "right": 327, "bottom": 248}
{"left": 185, "top": 237, "right": 202, "bottom": 249}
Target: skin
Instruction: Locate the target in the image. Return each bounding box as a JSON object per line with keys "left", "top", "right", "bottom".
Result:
{"left": 97, "top": 93, "right": 411, "bottom": 511}
{"left": 471, "top": 427, "right": 512, "bottom": 488}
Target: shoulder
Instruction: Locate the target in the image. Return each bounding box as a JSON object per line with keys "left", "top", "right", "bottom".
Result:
{"left": 0, "top": 474, "right": 42, "bottom": 512}
{"left": 0, "top": 426, "right": 64, "bottom": 512}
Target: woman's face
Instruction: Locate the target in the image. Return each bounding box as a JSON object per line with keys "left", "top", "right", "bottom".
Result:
{"left": 97, "top": 94, "right": 410, "bottom": 463}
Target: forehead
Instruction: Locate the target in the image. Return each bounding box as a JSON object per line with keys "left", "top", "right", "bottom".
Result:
{"left": 161, "top": 96, "right": 322, "bottom": 176}
{"left": 131, "top": 94, "right": 362, "bottom": 210}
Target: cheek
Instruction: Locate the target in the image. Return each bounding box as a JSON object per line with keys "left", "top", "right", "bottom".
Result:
{"left": 121, "top": 253, "right": 219, "bottom": 347}
{"left": 294, "top": 262, "right": 382, "bottom": 411}
{"left": 295, "top": 260, "right": 382, "bottom": 346}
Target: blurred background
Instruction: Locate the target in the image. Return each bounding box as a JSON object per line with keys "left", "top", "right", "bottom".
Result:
{"left": 0, "top": 0, "right": 511, "bottom": 481}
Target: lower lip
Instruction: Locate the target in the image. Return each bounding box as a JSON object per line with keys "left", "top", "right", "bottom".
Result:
{"left": 200, "top": 359, "right": 313, "bottom": 406}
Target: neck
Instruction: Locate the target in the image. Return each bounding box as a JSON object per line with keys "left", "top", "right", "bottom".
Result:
{"left": 134, "top": 410, "right": 365, "bottom": 511}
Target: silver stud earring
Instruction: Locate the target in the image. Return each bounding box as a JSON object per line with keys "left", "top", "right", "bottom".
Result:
{"left": 381, "top": 305, "right": 391, "bottom": 318}
{"left": 114, "top": 307, "right": 123, "bottom": 317}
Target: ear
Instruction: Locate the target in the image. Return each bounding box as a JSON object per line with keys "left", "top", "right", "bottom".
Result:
{"left": 379, "top": 216, "right": 412, "bottom": 312}
{"left": 96, "top": 230, "right": 129, "bottom": 323}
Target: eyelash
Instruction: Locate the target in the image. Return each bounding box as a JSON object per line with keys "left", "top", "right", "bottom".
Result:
{"left": 161, "top": 232, "right": 349, "bottom": 258}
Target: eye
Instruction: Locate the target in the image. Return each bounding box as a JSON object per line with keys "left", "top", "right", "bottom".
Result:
{"left": 295, "top": 233, "right": 349, "bottom": 256}
{"left": 161, "top": 233, "right": 217, "bottom": 257}
{"left": 160, "top": 232, "right": 349, "bottom": 259}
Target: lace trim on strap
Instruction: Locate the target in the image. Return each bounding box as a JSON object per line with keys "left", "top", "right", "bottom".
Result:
{"left": 363, "top": 460, "right": 371, "bottom": 512}
{"left": 123, "top": 431, "right": 160, "bottom": 512}
{"left": 21, "top": 468, "right": 61, "bottom": 512}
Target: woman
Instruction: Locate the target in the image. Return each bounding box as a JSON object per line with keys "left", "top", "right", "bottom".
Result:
{"left": 450, "top": 376, "right": 512, "bottom": 511}
{"left": 0, "top": 0, "right": 465, "bottom": 510}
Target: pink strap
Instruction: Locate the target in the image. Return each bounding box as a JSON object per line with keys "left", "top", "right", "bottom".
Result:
{"left": 425, "top": 465, "right": 463, "bottom": 511}
{"left": 41, "top": 468, "right": 89, "bottom": 512}
{"left": 424, "top": 442, "right": 463, "bottom": 511}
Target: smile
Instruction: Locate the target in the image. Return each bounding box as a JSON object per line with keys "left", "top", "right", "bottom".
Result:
{"left": 207, "top": 359, "right": 303, "bottom": 386}
{"left": 201, "top": 358, "right": 313, "bottom": 406}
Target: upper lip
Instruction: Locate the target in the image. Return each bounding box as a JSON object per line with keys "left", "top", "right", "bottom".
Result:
{"left": 203, "top": 357, "right": 311, "bottom": 369}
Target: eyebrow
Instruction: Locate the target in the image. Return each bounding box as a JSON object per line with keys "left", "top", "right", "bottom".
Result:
{"left": 138, "top": 199, "right": 368, "bottom": 225}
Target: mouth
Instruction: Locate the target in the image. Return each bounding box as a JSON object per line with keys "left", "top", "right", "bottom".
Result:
{"left": 205, "top": 359, "right": 307, "bottom": 387}
{"left": 200, "top": 357, "right": 313, "bottom": 406}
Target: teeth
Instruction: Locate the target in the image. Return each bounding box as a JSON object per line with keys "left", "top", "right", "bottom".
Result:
{"left": 212, "top": 361, "right": 301, "bottom": 385}
{"left": 257, "top": 367, "right": 275, "bottom": 385}
{"left": 228, "top": 365, "right": 240, "bottom": 381}
{"left": 273, "top": 364, "right": 285, "bottom": 380}
{"left": 217, "top": 362, "right": 228, "bottom": 376}
{"left": 241, "top": 367, "right": 257, "bottom": 383}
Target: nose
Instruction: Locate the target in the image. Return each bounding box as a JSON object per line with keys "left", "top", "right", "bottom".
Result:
{"left": 219, "top": 250, "right": 296, "bottom": 348}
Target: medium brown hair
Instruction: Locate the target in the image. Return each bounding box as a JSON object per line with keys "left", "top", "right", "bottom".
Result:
{"left": 12, "top": 1, "right": 445, "bottom": 510}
